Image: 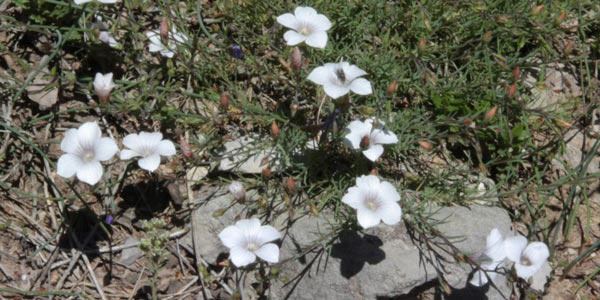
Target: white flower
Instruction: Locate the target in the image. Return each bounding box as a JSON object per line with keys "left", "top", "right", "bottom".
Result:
{"left": 342, "top": 175, "right": 402, "bottom": 229}
{"left": 75, "top": 0, "right": 117, "bottom": 4}
{"left": 307, "top": 62, "right": 372, "bottom": 99}
{"left": 93, "top": 73, "right": 115, "bottom": 104}
{"left": 504, "top": 238, "right": 549, "bottom": 280}
{"left": 218, "top": 218, "right": 281, "bottom": 267}
{"left": 470, "top": 228, "right": 509, "bottom": 287}
{"left": 57, "top": 122, "right": 118, "bottom": 185}
{"left": 146, "top": 28, "right": 188, "bottom": 58}
{"left": 120, "top": 132, "right": 176, "bottom": 172}
{"left": 229, "top": 180, "right": 246, "bottom": 202}
{"left": 276, "top": 6, "right": 332, "bottom": 49}
{"left": 343, "top": 118, "right": 398, "bottom": 162}
{"left": 98, "top": 31, "right": 119, "bottom": 48}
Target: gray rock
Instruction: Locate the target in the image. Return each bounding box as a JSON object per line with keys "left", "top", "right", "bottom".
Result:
{"left": 216, "top": 136, "right": 278, "bottom": 174}
{"left": 118, "top": 237, "right": 143, "bottom": 266}
{"left": 269, "top": 205, "right": 512, "bottom": 300}
{"left": 530, "top": 261, "right": 551, "bottom": 292}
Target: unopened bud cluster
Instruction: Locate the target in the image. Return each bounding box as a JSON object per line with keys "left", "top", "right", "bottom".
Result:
{"left": 139, "top": 218, "right": 171, "bottom": 266}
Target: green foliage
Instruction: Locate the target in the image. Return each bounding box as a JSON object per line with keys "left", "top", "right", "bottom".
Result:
{"left": 13, "top": 0, "right": 74, "bottom": 25}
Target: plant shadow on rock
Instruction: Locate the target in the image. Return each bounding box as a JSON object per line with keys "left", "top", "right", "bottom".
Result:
{"left": 57, "top": 207, "right": 111, "bottom": 257}
{"left": 118, "top": 181, "right": 182, "bottom": 226}
{"left": 330, "top": 231, "right": 385, "bottom": 279}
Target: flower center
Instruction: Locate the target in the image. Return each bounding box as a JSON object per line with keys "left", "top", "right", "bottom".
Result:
{"left": 246, "top": 242, "right": 258, "bottom": 252}
{"left": 520, "top": 256, "right": 532, "bottom": 266}
{"left": 335, "top": 69, "right": 346, "bottom": 86}
{"left": 360, "top": 135, "right": 370, "bottom": 149}
{"left": 364, "top": 193, "right": 380, "bottom": 211}
{"left": 83, "top": 151, "right": 95, "bottom": 163}
{"left": 299, "top": 25, "right": 310, "bottom": 36}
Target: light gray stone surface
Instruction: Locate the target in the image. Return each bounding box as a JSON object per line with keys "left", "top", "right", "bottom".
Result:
{"left": 216, "top": 136, "right": 278, "bottom": 174}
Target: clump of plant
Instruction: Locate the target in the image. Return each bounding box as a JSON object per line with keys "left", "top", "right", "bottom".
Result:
{"left": 139, "top": 217, "right": 170, "bottom": 300}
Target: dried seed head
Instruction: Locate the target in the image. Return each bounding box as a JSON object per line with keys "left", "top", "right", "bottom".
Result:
{"left": 482, "top": 31, "right": 492, "bottom": 43}
{"left": 513, "top": 66, "right": 520, "bottom": 81}
{"left": 418, "top": 38, "right": 426, "bottom": 52}
{"left": 507, "top": 83, "right": 517, "bottom": 98}
{"left": 179, "top": 136, "right": 193, "bottom": 159}
{"left": 285, "top": 177, "right": 295, "bottom": 192}
{"left": 531, "top": 5, "right": 544, "bottom": 16}
{"left": 418, "top": 141, "right": 433, "bottom": 151}
{"left": 262, "top": 166, "right": 271, "bottom": 178}
{"left": 556, "top": 11, "right": 566, "bottom": 25}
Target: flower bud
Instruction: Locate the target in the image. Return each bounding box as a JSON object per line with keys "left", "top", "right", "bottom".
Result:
{"left": 291, "top": 47, "right": 302, "bottom": 69}
{"left": 179, "top": 135, "right": 193, "bottom": 159}
{"left": 93, "top": 73, "right": 115, "bottom": 105}
{"left": 424, "top": 71, "right": 436, "bottom": 85}
{"left": 258, "top": 197, "right": 268, "bottom": 207}
{"left": 284, "top": 177, "right": 295, "bottom": 192}
{"left": 262, "top": 166, "right": 271, "bottom": 178}
{"left": 290, "top": 102, "right": 298, "bottom": 117}
{"left": 271, "top": 121, "right": 280, "bottom": 138}
{"left": 556, "top": 11, "right": 566, "bottom": 25}
{"left": 507, "top": 83, "right": 517, "bottom": 98}
{"left": 513, "top": 66, "right": 520, "bottom": 81}
{"left": 418, "top": 141, "right": 432, "bottom": 151}
{"left": 229, "top": 180, "right": 246, "bottom": 203}
{"left": 212, "top": 209, "right": 226, "bottom": 218}
{"left": 531, "top": 5, "right": 544, "bottom": 16}
{"left": 565, "top": 40, "right": 573, "bottom": 56}
{"left": 159, "top": 18, "right": 169, "bottom": 41}
{"left": 228, "top": 44, "right": 244, "bottom": 59}
{"left": 555, "top": 119, "right": 571, "bottom": 128}
{"left": 418, "top": 37, "right": 425, "bottom": 53}
{"left": 310, "top": 204, "right": 319, "bottom": 216}
{"left": 484, "top": 106, "right": 498, "bottom": 121}
{"left": 369, "top": 168, "right": 378, "bottom": 176}
{"left": 386, "top": 80, "right": 397, "bottom": 95}
{"left": 92, "top": 28, "right": 100, "bottom": 39}
{"left": 220, "top": 93, "right": 229, "bottom": 110}
{"left": 482, "top": 31, "right": 492, "bottom": 43}
{"left": 495, "top": 15, "right": 509, "bottom": 24}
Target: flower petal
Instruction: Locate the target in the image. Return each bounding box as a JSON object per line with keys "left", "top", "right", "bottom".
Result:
{"left": 342, "top": 187, "right": 363, "bottom": 209}
{"left": 378, "top": 181, "right": 401, "bottom": 203}
{"left": 120, "top": 149, "right": 140, "bottom": 160}
{"left": 276, "top": 13, "right": 298, "bottom": 29}
{"left": 469, "top": 261, "right": 500, "bottom": 287}
{"left": 362, "top": 144, "right": 384, "bottom": 162}
{"left": 377, "top": 201, "right": 402, "bottom": 225}
{"left": 236, "top": 218, "right": 262, "bottom": 235}
{"left": 219, "top": 225, "right": 245, "bottom": 249}
{"left": 229, "top": 247, "right": 256, "bottom": 267}
{"left": 76, "top": 161, "right": 103, "bottom": 185}
{"left": 343, "top": 131, "right": 363, "bottom": 149}
{"left": 255, "top": 225, "right": 281, "bottom": 245}
{"left": 503, "top": 235, "right": 528, "bottom": 263}
{"left": 122, "top": 133, "right": 142, "bottom": 152}
{"left": 311, "top": 14, "right": 332, "bottom": 31}
{"left": 349, "top": 78, "right": 373, "bottom": 95}
{"left": 522, "top": 242, "right": 549, "bottom": 266}
{"left": 356, "top": 207, "right": 381, "bottom": 229}
{"left": 61, "top": 128, "right": 80, "bottom": 154}
{"left": 157, "top": 140, "right": 176, "bottom": 156}
{"left": 138, "top": 154, "right": 161, "bottom": 172}
{"left": 57, "top": 154, "right": 83, "bottom": 178}
{"left": 97, "top": 0, "right": 118, "bottom": 3}
{"left": 307, "top": 66, "right": 334, "bottom": 85}
{"left": 323, "top": 83, "right": 350, "bottom": 99}
{"left": 294, "top": 6, "right": 317, "bottom": 21}
{"left": 74, "top": 0, "right": 91, "bottom": 3}
{"left": 77, "top": 122, "right": 101, "bottom": 150}
{"left": 344, "top": 65, "right": 367, "bottom": 82}
{"left": 371, "top": 129, "right": 398, "bottom": 145}
{"left": 255, "top": 243, "right": 280, "bottom": 263}
{"left": 485, "top": 228, "right": 506, "bottom": 262}
{"left": 283, "top": 30, "right": 307, "bottom": 46}
{"left": 94, "top": 137, "right": 118, "bottom": 161}
{"left": 514, "top": 263, "right": 539, "bottom": 280}
{"left": 305, "top": 31, "right": 328, "bottom": 49}
{"left": 355, "top": 175, "right": 380, "bottom": 190}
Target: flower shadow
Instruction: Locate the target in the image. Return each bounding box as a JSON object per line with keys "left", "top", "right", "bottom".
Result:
{"left": 330, "top": 231, "right": 386, "bottom": 279}
{"left": 57, "top": 207, "right": 112, "bottom": 258}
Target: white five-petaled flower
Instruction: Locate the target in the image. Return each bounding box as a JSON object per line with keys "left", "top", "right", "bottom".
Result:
{"left": 504, "top": 238, "right": 550, "bottom": 280}
{"left": 342, "top": 175, "right": 402, "bottom": 229}
{"left": 470, "top": 228, "right": 508, "bottom": 287}
{"left": 98, "top": 31, "right": 119, "bottom": 48}
{"left": 120, "top": 132, "right": 176, "bottom": 172}
{"left": 57, "top": 122, "right": 119, "bottom": 185}
{"left": 276, "top": 6, "right": 332, "bottom": 49}
{"left": 93, "top": 72, "right": 115, "bottom": 104}
{"left": 218, "top": 218, "right": 281, "bottom": 267}
{"left": 75, "top": 0, "right": 117, "bottom": 4}
{"left": 307, "top": 62, "right": 372, "bottom": 99}
{"left": 146, "top": 28, "right": 187, "bottom": 58}
{"left": 344, "top": 118, "right": 398, "bottom": 162}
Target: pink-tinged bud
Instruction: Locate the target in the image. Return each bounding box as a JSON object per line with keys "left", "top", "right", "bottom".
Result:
{"left": 513, "top": 66, "right": 520, "bottom": 81}
{"left": 565, "top": 40, "right": 573, "bottom": 56}
{"left": 531, "top": 5, "right": 544, "bottom": 16}
{"left": 220, "top": 93, "right": 229, "bottom": 110}
{"left": 387, "top": 80, "right": 397, "bottom": 95}
{"left": 284, "top": 177, "right": 295, "bottom": 192}
{"left": 507, "top": 83, "right": 517, "bottom": 98}
{"left": 93, "top": 72, "right": 115, "bottom": 105}
{"left": 310, "top": 204, "right": 319, "bottom": 216}
{"left": 160, "top": 18, "right": 169, "bottom": 41}
{"left": 464, "top": 118, "right": 473, "bottom": 126}
{"left": 482, "top": 31, "right": 492, "bottom": 43}
{"left": 484, "top": 106, "right": 498, "bottom": 121}
{"left": 495, "top": 15, "right": 509, "bottom": 24}
{"left": 418, "top": 141, "right": 433, "bottom": 151}
{"left": 555, "top": 119, "right": 571, "bottom": 128}
{"left": 369, "top": 168, "right": 378, "bottom": 176}
{"left": 271, "top": 121, "right": 280, "bottom": 138}
{"left": 179, "top": 135, "right": 193, "bottom": 159}
{"left": 556, "top": 11, "right": 566, "bottom": 25}
{"left": 291, "top": 47, "right": 302, "bottom": 69}
{"left": 229, "top": 180, "right": 246, "bottom": 203}
{"left": 418, "top": 38, "right": 426, "bottom": 53}
{"left": 262, "top": 166, "right": 271, "bottom": 178}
